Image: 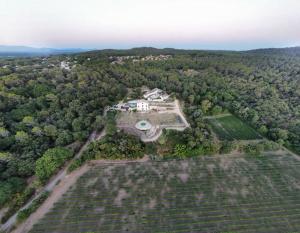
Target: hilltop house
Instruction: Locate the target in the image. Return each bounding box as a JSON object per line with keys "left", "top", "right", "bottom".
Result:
{"left": 136, "top": 100, "right": 149, "bottom": 112}
{"left": 126, "top": 100, "right": 149, "bottom": 112}
{"left": 110, "top": 87, "right": 170, "bottom": 113}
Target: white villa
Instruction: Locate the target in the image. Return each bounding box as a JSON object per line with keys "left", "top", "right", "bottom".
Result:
{"left": 143, "top": 88, "right": 169, "bottom": 102}
{"left": 136, "top": 100, "right": 149, "bottom": 112}
{"left": 110, "top": 88, "right": 169, "bottom": 113}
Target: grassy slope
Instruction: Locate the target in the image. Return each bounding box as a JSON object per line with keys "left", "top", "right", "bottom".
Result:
{"left": 30, "top": 153, "right": 300, "bottom": 233}
{"left": 208, "top": 115, "right": 262, "bottom": 141}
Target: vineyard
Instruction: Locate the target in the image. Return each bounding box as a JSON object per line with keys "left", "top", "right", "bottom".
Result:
{"left": 30, "top": 153, "right": 300, "bottom": 233}
{"left": 207, "top": 115, "right": 262, "bottom": 141}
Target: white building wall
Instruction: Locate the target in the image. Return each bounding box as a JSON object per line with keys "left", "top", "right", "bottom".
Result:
{"left": 137, "top": 101, "right": 149, "bottom": 112}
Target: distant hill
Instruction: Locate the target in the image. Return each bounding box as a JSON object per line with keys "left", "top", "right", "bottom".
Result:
{"left": 2, "top": 45, "right": 299, "bottom": 57}
{"left": 83, "top": 47, "right": 188, "bottom": 56}
{"left": 245, "top": 46, "right": 300, "bottom": 55}
{"left": 79, "top": 47, "right": 238, "bottom": 58}
{"left": 0, "top": 45, "right": 90, "bottom": 57}
{"left": 79, "top": 46, "right": 300, "bottom": 57}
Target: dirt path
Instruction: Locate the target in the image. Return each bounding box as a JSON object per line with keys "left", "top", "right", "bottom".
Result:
{"left": 142, "top": 127, "right": 163, "bottom": 142}
{"left": 0, "top": 207, "right": 8, "bottom": 222}
{"left": 11, "top": 155, "right": 149, "bottom": 233}
{"left": 89, "top": 155, "right": 150, "bottom": 165}
{"left": 173, "top": 99, "right": 190, "bottom": 128}
{"left": 282, "top": 147, "right": 300, "bottom": 161}
{"left": 203, "top": 113, "right": 232, "bottom": 119}
{"left": 12, "top": 164, "right": 90, "bottom": 233}
{"left": 1, "top": 129, "right": 106, "bottom": 233}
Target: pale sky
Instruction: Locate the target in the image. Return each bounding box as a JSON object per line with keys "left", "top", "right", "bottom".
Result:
{"left": 1, "top": 0, "right": 300, "bottom": 50}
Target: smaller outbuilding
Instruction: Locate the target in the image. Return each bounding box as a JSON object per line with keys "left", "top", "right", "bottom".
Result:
{"left": 143, "top": 88, "right": 169, "bottom": 102}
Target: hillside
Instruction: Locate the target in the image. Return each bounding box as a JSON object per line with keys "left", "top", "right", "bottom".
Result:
{"left": 245, "top": 46, "right": 300, "bottom": 56}
{"left": 0, "top": 46, "right": 300, "bottom": 231}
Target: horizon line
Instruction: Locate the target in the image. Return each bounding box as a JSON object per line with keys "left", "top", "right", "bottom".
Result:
{"left": 0, "top": 44, "right": 300, "bottom": 52}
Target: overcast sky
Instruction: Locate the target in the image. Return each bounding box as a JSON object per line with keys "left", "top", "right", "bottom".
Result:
{"left": 1, "top": 0, "right": 300, "bottom": 50}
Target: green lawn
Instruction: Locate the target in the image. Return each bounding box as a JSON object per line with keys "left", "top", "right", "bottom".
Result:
{"left": 30, "top": 153, "right": 300, "bottom": 233}
{"left": 208, "top": 115, "right": 262, "bottom": 141}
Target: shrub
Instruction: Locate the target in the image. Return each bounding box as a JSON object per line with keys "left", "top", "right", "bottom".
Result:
{"left": 0, "top": 178, "right": 26, "bottom": 208}
{"left": 243, "top": 144, "right": 263, "bottom": 156}
{"left": 220, "top": 141, "right": 237, "bottom": 154}
{"left": 35, "top": 147, "right": 73, "bottom": 183}
{"left": 67, "top": 158, "right": 84, "bottom": 173}
{"left": 1, "top": 187, "right": 35, "bottom": 223}
{"left": 16, "top": 191, "right": 49, "bottom": 223}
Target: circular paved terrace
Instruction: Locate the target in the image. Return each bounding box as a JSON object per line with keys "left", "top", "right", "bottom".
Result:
{"left": 135, "top": 120, "right": 152, "bottom": 131}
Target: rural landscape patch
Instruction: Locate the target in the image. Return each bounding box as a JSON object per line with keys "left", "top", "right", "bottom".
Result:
{"left": 208, "top": 115, "right": 262, "bottom": 141}
{"left": 30, "top": 154, "right": 300, "bottom": 233}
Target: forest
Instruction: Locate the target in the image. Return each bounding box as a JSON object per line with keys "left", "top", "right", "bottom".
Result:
{"left": 0, "top": 47, "right": 299, "bottom": 216}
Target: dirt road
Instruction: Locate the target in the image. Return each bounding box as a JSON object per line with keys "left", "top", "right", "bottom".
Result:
{"left": 12, "top": 164, "right": 90, "bottom": 233}
{"left": 173, "top": 99, "right": 190, "bottom": 128}
{"left": 11, "top": 155, "right": 149, "bottom": 233}
{"left": 1, "top": 129, "right": 106, "bottom": 233}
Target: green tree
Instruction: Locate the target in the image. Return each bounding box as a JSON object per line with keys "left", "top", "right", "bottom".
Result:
{"left": 35, "top": 147, "right": 73, "bottom": 183}
{"left": 22, "top": 116, "right": 34, "bottom": 126}
{"left": 15, "top": 131, "right": 29, "bottom": 143}
{"left": 211, "top": 106, "right": 223, "bottom": 115}
{"left": 201, "top": 100, "right": 212, "bottom": 114}
{"left": 31, "top": 126, "right": 43, "bottom": 136}
{"left": 93, "top": 116, "right": 105, "bottom": 130}
{"left": 258, "top": 125, "right": 268, "bottom": 135}
{"left": 174, "top": 144, "right": 188, "bottom": 158}
{"left": 0, "top": 127, "right": 10, "bottom": 137}
{"left": 44, "top": 125, "right": 58, "bottom": 138}
{"left": 0, "top": 152, "right": 12, "bottom": 162}
{"left": 55, "top": 131, "right": 73, "bottom": 146}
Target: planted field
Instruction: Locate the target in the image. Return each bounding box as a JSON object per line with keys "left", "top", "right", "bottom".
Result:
{"left": 30, "top": 153, "right": 300, "bottom": 233}
{"left": 208, "top": 115, "right": 262, "bottom": 140}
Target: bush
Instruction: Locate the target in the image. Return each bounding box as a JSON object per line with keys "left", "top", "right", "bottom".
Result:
{"left": 259, "top": 140, "right": 280, "bottom": 151}
{"left": 145, "top": 143, "right": 157, "bottom": 155}
{"left": 220, "top": 141, "right": 237, "bottom": 154}
{"left": 35, "top": 147, "right": 73, "bottom": 183}
{"left": 67, "top": 158, "right": 84, "bottom": 173}
{"left": 16, "top": 191, "right": 49, "bottom": 223}
{"left": 69, "top": 132, "right": 145, "bottom": 172}
{"left": 105, "top": 112, "right": 117, "bottom": 136}
{"left": 0, "top": 178, "right": 26, "bottom": 208}
{"left": 243, "top": 144, "right": 263, "bottom": 156}
{"left": 1, "top": 187, "right": 35, "bottom": 223}
{"left": 82, "top": 132, "right": 144, "bottom": 160}
{"left": 173, "top": 144, "right": 189, "bottom": 158}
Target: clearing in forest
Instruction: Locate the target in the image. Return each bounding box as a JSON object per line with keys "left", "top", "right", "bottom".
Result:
{"left": 207, "top": 115, "right": 262, "bottom": 141}
{"left": 30, "top": 152, "right": 300, "bottom": 233}
{"left": 116, "top": 110, "right": 187, "bottom": 142}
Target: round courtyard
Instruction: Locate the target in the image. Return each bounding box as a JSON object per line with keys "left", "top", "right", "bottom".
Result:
{"left": 135, "top": 120, "right": 152, "bottom": 131}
